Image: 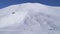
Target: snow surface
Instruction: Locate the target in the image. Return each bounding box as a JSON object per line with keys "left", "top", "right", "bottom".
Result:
{"left": 0, "top": 3, "right": 60, "bottom": 34}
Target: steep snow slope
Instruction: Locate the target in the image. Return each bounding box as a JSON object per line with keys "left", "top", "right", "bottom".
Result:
{"left": 0, "top": 11, "right": 27, "bottom": 28}
{"left": 0, "top": 3, "right": 60, "bottom": 34}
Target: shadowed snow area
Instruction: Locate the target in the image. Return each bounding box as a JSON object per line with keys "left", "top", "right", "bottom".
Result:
{"left": 0, "top": 3, "right": 60, "bottom": 34}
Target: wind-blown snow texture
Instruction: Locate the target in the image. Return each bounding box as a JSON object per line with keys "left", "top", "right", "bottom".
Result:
{"left": 0, "top": 3, "right": 60, "bottom": 34}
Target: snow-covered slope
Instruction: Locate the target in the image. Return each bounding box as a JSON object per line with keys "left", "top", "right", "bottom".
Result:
{"left": 0, "top": 3, "right": 60, "bottom": 34}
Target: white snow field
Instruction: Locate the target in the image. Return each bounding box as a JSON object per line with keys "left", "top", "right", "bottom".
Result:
{"left": 0, "top": 3, "right": 60, "bottom": 34}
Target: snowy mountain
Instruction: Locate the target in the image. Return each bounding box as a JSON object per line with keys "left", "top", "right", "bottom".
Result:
{"left": 0, "top": 3, "right": 60, "bottom": 34}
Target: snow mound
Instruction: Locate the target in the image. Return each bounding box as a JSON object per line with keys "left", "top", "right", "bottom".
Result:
{"left": 0, "top": 3, "right": 60, "bottom": 34}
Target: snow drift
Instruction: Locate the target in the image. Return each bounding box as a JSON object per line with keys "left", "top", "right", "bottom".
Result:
{"left": 0, "top": 3, "right": 60, "bottom": 34}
